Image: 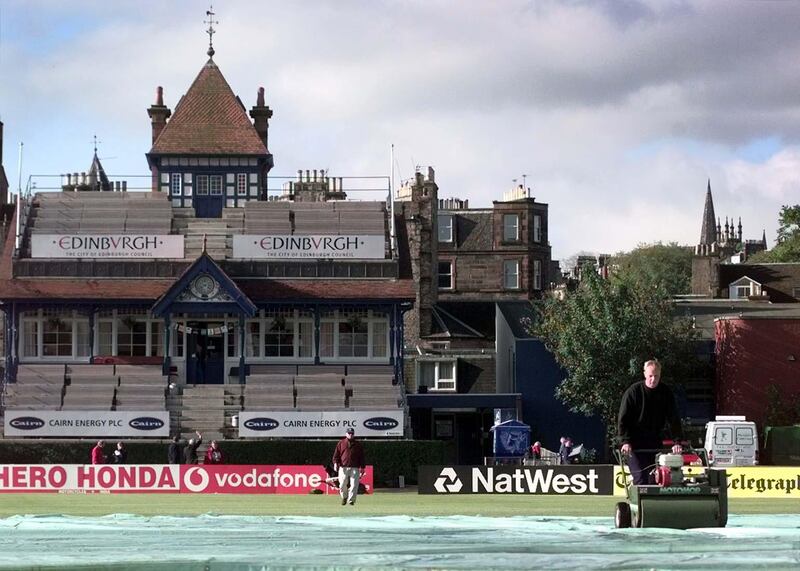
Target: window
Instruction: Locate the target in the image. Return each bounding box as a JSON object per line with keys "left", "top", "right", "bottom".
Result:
{"left": 438, "top": 214, "right": 453, "bottom": 243}
{"left": 533, "top": 259, "right": 542, "bottom": 291}
{"left": 170, "top": 173, "right": 182, "bottom": 196}
{"left": 95, "top": 310, "right": 163, "bottom": 358}
{"left": 419, "top": 360, "right": 456, "bottom": 391}
{"left": 240, "top": 310, "right": 315, "bottom": 360}
{"left": 237, "top": 173, "right": 248, "bottom": 196}
{"left": 503, "top": 260, "right": 520, "bottom": 289}
{"left": 503, "top": 214, "right": 519, "bottom": 241}
{"left": 736, "top": 427, "right": 755, "bottom": 445}
{"left": 715, "top": 427, "right": 733, "bottom": 446}
{"left": 319, "top": 310, "right": 389, "bottom": 360}
{"left": 210, "top": 175, "right": 223, "bottom": 196}
{"left": 20, "top": 310, "right": 90, "bottom": 360}
{"left": 438, "top": 261, "right": 453, "bottom": 290}
{"left": 793, "top": 288, "right": 800, "bottom": 300}
{"left": 533, "top": 214, "right": 542, "bottom": 242}
{"left": 735, "top": 285, "right": 751, "bottom": 298}
{"left": 196, "top": 175, "right": 209, "bottom": 195}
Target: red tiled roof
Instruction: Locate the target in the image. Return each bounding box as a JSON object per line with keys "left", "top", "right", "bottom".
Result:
{"left": 0, "top": 274, "right": 414, "bottom": 303}
{"left": 149, "top": 60, "right": 268, "bottom": 156}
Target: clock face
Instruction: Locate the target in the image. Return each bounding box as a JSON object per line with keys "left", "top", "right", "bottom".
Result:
{"left": 190, "top": 274, "right": 219, "bottom": 300}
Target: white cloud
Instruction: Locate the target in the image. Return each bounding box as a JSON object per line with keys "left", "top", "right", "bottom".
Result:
{"left": 1, "top": 0, "right": 799, "bottom": 258}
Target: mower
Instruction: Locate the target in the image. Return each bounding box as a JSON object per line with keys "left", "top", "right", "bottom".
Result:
{"left": 614, "top": 442, "right": 728, "bottom": 529}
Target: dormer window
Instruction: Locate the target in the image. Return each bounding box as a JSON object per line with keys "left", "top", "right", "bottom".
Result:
{"left": 438, "top": 214, "right": 453, "bottom": 243}
{"left": 728, "top": 276, "right": 762, "bottom": 300}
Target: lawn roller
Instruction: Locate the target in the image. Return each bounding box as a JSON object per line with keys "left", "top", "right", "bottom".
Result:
{"left": 614, "top": 442, "right": 728, "bottom": 529}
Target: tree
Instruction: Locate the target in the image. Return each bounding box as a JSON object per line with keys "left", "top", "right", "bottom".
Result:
{"left": 610, "top": 242, "right": 693, "bottom": 296}
{"left": 748, "top": 205, "right": 800, "bottom": 263}
{"left": 532, "top": 270, "right": 698, "bottom": 431}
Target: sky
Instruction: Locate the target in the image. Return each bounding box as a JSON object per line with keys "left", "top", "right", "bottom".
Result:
{"left": 1, "top": 0, "right": 799, "bottom": 260}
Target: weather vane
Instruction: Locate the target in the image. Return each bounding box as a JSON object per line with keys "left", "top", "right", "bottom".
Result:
{"left": 204, "top": 5, "right": 219, "bottom": 58}
{"left": 90, "top": 134, "right": 101, "bottom": 155}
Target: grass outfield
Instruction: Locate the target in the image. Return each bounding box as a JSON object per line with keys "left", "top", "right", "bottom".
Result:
{"left": 1, "top": 492, "right": 799, "bottom": 518}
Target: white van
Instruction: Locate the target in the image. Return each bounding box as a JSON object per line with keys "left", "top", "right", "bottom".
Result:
{"left": 704, "top": 416, "right": 759, "bottom": 467}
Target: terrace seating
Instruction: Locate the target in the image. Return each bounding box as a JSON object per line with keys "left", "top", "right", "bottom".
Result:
{"left": 114, "top": 365, "right": 167, "bottom": 411}
{"left": 30, "top": 192, "right": 173, "bottom": 235}
{"left": 4, "top": 365, "right": 66, "bottom": 410}
{"left": 243, "top": 374, "right": 295, "bottom": 410}
{"left": 62, "top": 364, "right": 117, "bottom": 410}
{"left": 243, "top": 201, "right": 292, "bottom": 234}
{"left": 345, "top": 370, "right": 403, "bottom": 410}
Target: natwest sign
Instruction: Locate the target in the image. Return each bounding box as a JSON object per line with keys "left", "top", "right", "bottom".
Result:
{"left": 31, "top": 234, "right": 184, "bottom": 259}
{"left": 233, "top": 235, "right": 384, "bottom": 259}
{"left": 0, "top": 465, "right": 373, "bottom": 495}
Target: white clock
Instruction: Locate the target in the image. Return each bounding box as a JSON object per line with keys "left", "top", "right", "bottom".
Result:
{"left": 190, "top": 274, "right": 219, "bottom": 300}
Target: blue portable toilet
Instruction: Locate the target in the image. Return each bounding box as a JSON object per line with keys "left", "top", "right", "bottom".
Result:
{"left": 490, "top": 419, "right": 531, "bottom": 457}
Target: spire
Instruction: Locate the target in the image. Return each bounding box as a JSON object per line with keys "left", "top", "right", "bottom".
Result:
{"left": 762, "top": 229, "right": 767, "bottom": 248}
{"left": 204, "top": 6, "right": 218, "bottom": 58}
{"left": 738, "top": 217, "right": 743, "bottom": 241}
{"left": 700, "top": 179, "right": 717, "bottom": 245}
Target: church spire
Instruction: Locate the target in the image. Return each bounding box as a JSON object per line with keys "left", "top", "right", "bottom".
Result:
{"left": 699, "top": 179, "right": 717, "bottom": 245}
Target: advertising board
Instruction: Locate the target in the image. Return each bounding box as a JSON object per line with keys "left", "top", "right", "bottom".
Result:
{"left": 4, "top": 411, "right": 170, "bottom": 438}
{"left": 0, "top": 465, "right": 374, "bottom": 495}
{"left": 418, "top": 465, "right": 614, "bottom": 495}
{"left": 238, "top": 410, "right": 404, "bottom": 438}
{"left": 31, "top": 235, "right": 184, "bottom": 259}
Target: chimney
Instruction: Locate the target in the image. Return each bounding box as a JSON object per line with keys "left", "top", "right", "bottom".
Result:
{"left": 147, "top": 86, "right": 171, "bottom": 144}
{"left": 0, "top": 120, "right": 4, "bottom": 164}
{"left": 250, "top": 86, "right": 273, "bottom": 150}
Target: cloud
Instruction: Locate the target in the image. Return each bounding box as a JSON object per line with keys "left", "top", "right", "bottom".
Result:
{"left": 0, "top": 0, "right": 798, "bottom": 258}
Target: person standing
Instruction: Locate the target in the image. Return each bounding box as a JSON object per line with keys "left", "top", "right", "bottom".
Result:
{"left": 168, "top": 436, "right": 183, "bottom": 464}
{"left": 618, "top": 358, "right": 683, "bottom": 485}
{"left": 204, "top": 440, "right": 225, "bottom": 464}
{"left": 184, "top": 431, "right": 203, "bottom": 465}
{"left": 91, "top": 440, "right": 106, "bottom": 465}
{"left": 112, "top": 442, "right": 127, "bottom": 464}
{"left": 332, "top": 427, "right": 365, "bottom": 506}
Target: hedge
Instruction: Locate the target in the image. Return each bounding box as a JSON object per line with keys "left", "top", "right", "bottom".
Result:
{"left": 0, "top": 439, "right": 455, "bottom": 487}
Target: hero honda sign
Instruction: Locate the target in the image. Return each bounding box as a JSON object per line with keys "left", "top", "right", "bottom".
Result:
{"left": 4, "top": 411, "right": 169, "bottom": 438}
{"left": 239, "top": 410, "right": 403, "bottom": 438}
{"left": 418, "top": 465, "right": 614, "bottom": 495}
{"left": 31, "top": 234, "right": 184, "bottom": 259}
{"left": 0, "top": 465, "right": 374, "bottom": 495}
{"left": 233, "top": 235, "right": 385, "bottom": 259}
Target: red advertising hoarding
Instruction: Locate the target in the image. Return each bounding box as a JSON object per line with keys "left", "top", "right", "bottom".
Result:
{"left": 0, "top": 464, "right": 374, "bottom": 494}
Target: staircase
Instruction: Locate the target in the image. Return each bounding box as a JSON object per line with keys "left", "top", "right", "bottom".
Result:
{"left": 172, "top": 207, "right": 244, "bottom": 260}
{"left": 177, "top": 385, "right": 227, "bottom": 456}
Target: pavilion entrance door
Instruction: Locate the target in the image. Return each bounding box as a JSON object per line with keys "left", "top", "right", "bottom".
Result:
{"left": 186, "top": 321, "right": 225, "bottom": 384}
{"left": 193, "top": 174, "right": 224, "bottom": 218}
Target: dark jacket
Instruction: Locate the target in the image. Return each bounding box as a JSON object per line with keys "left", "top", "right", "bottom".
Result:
{"left": 168, "top": 441, "right": 182, "bottom": 464}
{"left": 618, "top": 381, "right": 682, "bottom": 448}
{"left": 184, "top": 436, "right": 202, "bottom": 465}
{"left": 332, "top": 437, "right": 365, "bottom": 469}
{"left": 112, "top": 447, "right": 127, "bottom": 464}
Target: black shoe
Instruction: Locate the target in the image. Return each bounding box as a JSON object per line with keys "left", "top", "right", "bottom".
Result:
{"left": 341, "top": 498, "right": 346, "bottom": 505}
{"left": 348, "top": 501, "right": 355, "bottom": 505}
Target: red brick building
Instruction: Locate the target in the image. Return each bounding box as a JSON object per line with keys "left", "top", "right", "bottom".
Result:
{"left": 715, "top": 316, "right": 800, "bottom": 429}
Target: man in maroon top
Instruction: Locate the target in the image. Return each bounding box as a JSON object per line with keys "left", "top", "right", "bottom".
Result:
{"left": 91, "top": 440, "right": 106, "bottom": 464}
{"left": 332, "top": 427, "right": 365, "bottom": 506}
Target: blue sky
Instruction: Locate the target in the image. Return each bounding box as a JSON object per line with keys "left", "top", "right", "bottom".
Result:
{"left": 1, "top": 0, "right": 799, "bottom": 260}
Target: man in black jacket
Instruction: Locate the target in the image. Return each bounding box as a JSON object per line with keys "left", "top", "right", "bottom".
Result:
{"left": 168, "top": 436, "right": 183, "bottom": 464}
{"left": 183, "top": 431, "right": 203, "bottom": 465}
{"left": 618, "top": 359, "right": 683, "bottom": 485}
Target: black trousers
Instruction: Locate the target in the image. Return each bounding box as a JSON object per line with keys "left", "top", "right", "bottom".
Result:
{"left": 628, "top": 450, "right": 657, "bottom": 485}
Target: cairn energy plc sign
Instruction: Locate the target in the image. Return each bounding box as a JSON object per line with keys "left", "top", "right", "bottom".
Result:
{"left": 233, "top": 235, "right": 385, "bottom": 259}
{"left": 239, "top": 410, "right": 404, "bottom": 438}
{"left": 4, "top": 411, "right": 169, "bottom": 438}
{"left": 0, "top": 465, "right": 374, "bottom": 495}
{"left": 418, "top": 465, "right": 615, "bottom": 495}
{"left": 31, "top": 234, "right": 184, "bottom": 259}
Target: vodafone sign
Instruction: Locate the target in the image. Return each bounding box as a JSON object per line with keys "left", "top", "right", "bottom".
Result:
{"left": 0, "top": 465, "right": 374, "bottom": 495}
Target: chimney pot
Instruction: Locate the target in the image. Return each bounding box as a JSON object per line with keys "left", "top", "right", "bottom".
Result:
{"left": 156, "top": 86, "right": 164, "bottom": 106}
{"left": 257, "top": 87, "right": 265, "bottom": 107}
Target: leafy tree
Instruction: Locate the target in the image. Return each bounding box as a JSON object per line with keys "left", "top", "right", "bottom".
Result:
{"left": 749, "top": 205, "right": 800, "bottom": 263}
{"left": 532, "top": 270, "right": 698, "bottom": 430}
{"left": 610, "top": 242, "right": 693, "bottom": 296}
